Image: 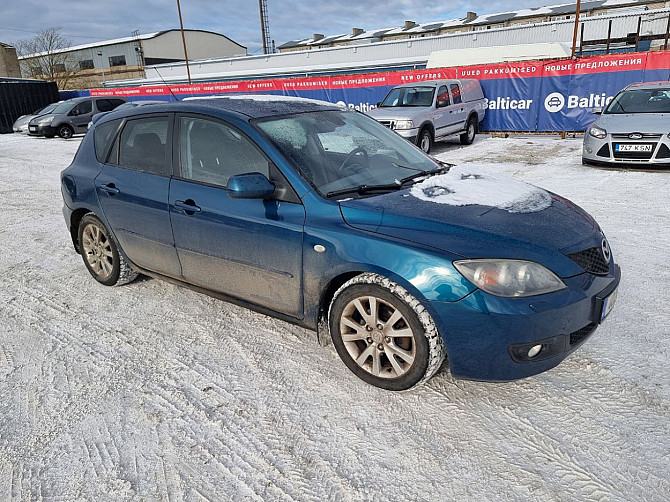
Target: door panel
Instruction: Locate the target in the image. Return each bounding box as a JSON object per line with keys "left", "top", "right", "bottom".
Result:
{"left": 169, "top": 180, "right": 305, "bottom": 317}
{"left": 95, "top": 167, "right": 181, "bottom": 276}
{"left": 94, "top": 114, "right": 181, "bottom": 277}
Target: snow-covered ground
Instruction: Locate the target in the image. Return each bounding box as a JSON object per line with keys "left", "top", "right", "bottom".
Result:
{"left": 0, "top": 132, "right": 668, "bottom": 501}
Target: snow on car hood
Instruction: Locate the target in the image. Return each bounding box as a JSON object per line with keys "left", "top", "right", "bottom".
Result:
{"left": 594, "top": 113, "right": 670, "bottom": 134}
{"left": 339, "top": 166, "right": 598, "bottom": 276}
{"left": 410, "top": 164, "right": 552, "bottom": 213}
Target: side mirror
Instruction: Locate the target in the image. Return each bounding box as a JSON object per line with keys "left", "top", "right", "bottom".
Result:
{"left": 592, "top": 107, "right": 602, "bottom": 115}
{"left": 437, "top": 100, "right": 449, "bottom": 108}
{"left": 69, "top": 109, "right": 79, "bottom": 116}
{"left": 227, "top": 172, "right": 275, "bottom": 199}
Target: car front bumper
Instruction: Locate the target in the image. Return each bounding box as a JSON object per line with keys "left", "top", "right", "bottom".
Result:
{"left": 427, "top": 263, "right": 621, "bottom": 381}
{"left": 583, "top": 132, "right": 670, "bottom": 168}
{"left": 27, "top": 124, "right": 56, "bottom": 136}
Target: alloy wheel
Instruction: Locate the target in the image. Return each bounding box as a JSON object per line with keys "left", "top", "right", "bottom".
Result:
{"left": 339, "top": 295, "right": 417, "bottom": 378}
{"left": 81, "top": 222, "right": 114, "bottom": 280}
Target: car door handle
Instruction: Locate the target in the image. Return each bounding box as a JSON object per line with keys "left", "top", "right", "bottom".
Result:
{"left": 175, "top": 199, "right": 201, "bottom": 214}
{"left": 99, "top": 183, "right": 119, "bottom": 195}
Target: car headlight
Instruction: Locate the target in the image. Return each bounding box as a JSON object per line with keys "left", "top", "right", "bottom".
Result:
{"left": 588, "top": 125, "right": 607, "bottom": 139}
{"left": 36, "top": 116, "right": 54, "bottom": 126}
{"left": 394, "top": 120, "right": 414, "bottom": 130}
{"left": 453, "top": 259, "right": 566, "bottom": 298}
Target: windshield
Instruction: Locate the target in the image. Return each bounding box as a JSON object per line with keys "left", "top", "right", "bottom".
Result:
{"left": 255, "top": 110, "right": 440, "bottom": 197}
{"left": 39, "top": 103, "right": 60, "bottom": 114}
{"left": 605, "top": 88, "right": 670, "bottom": 114}
{"left": 380, "top": 86, "right": 435, "bottom": 107}
{"left": 51, "top": 100, "right": 76, "bottom": 114}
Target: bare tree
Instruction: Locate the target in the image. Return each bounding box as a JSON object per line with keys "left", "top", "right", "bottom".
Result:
{"left": 16, "top": 27, "right": 78, "bottom": 89}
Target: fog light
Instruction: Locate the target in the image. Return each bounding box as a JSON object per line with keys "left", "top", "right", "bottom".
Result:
{"left": 585, "top": 146, "right": 593, "bottom": 154}
{"left": 527, "top": 345, "right": 542, "bottom": 358}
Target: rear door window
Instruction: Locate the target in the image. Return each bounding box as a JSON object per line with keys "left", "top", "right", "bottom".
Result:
{"left": 450, "top": 84, "right": 462, "bottom": 105}
{"left": 94, "top": 119, "right": 121, "bottom": 163}
{"left": 437, "top": 85, "right": 450, "bottom": 106}
{"left": 118, "top": 116, "right": 170, "bottom": 175}
{"left": 96, "top": 99, "right": 116, "bottom": 112}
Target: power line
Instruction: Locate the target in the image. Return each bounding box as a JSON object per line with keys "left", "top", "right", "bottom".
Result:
{"left": 0, "top": 26, "right": 105, "bottom": 40}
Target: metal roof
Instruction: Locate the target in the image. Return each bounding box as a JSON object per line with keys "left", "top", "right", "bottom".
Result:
{"left": 278, "top": 0, "right": 652, "bottom": 50}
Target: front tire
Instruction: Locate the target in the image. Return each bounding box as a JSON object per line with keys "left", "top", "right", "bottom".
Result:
{"left": 417, "top": 128, "right": 433, "bottom": 154}
{"left": 78, "top": 214, "right": 138, "bottom": 286}
{"left": 460, "top": 116, "right": 477, "bottom": 145}
{"left": 57, "top": 124, "right": 74, "bottom": 139}
{"left": 328, "top": 273, "right": 446, "bottom": 391}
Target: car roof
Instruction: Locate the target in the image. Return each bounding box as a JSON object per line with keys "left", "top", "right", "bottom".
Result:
{"left": 393, "top": 79, "right": 460, "bottom": 88}
{"left": 626, "top": 81, "right": 670, "bottom": 90}
{"left": 97, "top": 94, "right": 341, "bottom": 124}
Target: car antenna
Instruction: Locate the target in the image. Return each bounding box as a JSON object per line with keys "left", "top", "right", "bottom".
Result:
{"left": 152, "top": 66, "right": 180, "bottom": 102}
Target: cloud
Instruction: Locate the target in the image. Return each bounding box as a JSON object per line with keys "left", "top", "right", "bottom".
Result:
{"left": 1, "top": 0, "right": 534, "bottom": 54}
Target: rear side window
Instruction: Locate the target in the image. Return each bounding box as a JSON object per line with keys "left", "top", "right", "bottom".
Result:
{"left": 450, "top": 84, "right": 462, "bottom": 105}
{"left": 179, "top": 117, "right": 268, "bottom": 187}
{"left": 94, "top": 119, "right": 121, "bottom": 163}
{"left": 96, "top": 99, "right": 116, "bottom": 112}
{"left": 118, "top": 117, "right": 169, "bottom": 175}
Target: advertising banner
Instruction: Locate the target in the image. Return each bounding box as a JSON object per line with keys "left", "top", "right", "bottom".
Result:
{"left": 85, "top": 51, "right": 670, "bottom": 133}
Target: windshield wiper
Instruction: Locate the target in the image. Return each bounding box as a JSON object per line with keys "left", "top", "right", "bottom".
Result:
{"left": 326, "top": 183, "right": 403, "bottom": 198}
{"left": 398, "top": 165, "right": 451, "bottom": 185}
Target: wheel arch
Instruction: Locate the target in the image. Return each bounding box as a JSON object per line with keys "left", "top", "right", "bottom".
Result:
{"left": 70, "top": 207, "right": 92, "bottom": 253}
{"left": 417, "top": 121, "right": 434, "bottom": 137}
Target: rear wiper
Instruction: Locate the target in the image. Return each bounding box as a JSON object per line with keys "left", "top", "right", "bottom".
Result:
{"left": 326, "top": 183, "right": 402, "bottom": 198}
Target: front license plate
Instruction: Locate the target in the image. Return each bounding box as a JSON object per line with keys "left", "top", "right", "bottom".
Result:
{"left": 600, "top": 287, "right": 618, "bottom": 322}
{"left": 614, "top": 143, "right": 653, "bottom": 152}
{"left": 29, "top": 126, "right": 37, "bottom": 131}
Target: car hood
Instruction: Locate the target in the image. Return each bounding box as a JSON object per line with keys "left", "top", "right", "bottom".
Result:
{"left": 29, "top": 114, "right": 55, "bottom": 125}
{"left": 339, "top": 166, "right": 599, "bottom": 277}
{"left": 596, "top": 113, "right": 670, "bottom": 133}
{"left": 367, "top": 106, "right": 433, "bottom": 122}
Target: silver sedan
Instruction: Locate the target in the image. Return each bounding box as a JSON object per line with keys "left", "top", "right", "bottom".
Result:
{"left": 583, "top": 82, "right": 670, "bottom": 168}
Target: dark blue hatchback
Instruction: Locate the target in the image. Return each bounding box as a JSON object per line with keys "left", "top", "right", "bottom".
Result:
{"left": 60, "top": 95, "right": 620, "bottom": 390}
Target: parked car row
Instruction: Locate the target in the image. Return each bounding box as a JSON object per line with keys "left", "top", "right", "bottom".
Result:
{"left": 13, "top": 97, "right": 167, "bottom": 139}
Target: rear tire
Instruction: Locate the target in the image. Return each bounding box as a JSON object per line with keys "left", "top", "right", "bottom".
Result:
{"left": 78, "top": 214, "right": 138, "bottom": 286}
{"left": 460, "top": 116, "right": 477, "bottom": 145}
{"left": 417, "top": 128, "right": 433, "bottom": 154}
{"left": 328, "top": 273, "right": 446, "bottom": 391}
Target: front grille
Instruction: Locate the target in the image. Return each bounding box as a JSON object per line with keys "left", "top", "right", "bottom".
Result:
{"left": 612, "top": 143, "right": 656, "bottom": 160}
{"left": 611, "top": 133, "right": 662, "bottom": 139}
{"left": 656, "top": 144, "right": 670, "bottom": 159}
{"left": 378, "top": 120, "right": 396, "bottom": 130}
{"left": 596, "top": 144, "right": 610, "bottom": 157}
{"left": 570, "top": 323, "right": 597, "bottom": 345}
{"left": 567, "top": 247, "right": 610, "bottom": 275}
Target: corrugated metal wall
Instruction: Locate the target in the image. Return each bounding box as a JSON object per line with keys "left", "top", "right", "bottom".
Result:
{"left": 0, "top": 81, "right": 59, "bottom": 134}
{"left": 131, "top": 8, "right": 670, "bottom": 86}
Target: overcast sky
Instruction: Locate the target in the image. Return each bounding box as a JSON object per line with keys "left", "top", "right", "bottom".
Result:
{"left": 3, "top": 0, "right": 537, "bottom": 54}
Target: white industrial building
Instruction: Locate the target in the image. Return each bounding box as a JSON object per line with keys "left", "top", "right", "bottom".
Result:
{"left": 19, "top": 29, "right": 246, "bottom": 89}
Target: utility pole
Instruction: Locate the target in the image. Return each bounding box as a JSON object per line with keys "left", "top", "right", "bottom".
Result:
{"left": 176, "top": 0, "right": 192, "bottom": 84}
{"left": 571, "top": 0, "right": 581, "bottom": 59}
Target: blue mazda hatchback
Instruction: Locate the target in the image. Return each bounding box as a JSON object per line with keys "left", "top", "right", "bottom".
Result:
{"left": 61, "top": 95, "right": 620, "bottom": 390}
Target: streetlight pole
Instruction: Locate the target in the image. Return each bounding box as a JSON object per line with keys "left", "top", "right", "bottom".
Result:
{"left": 176, "top": 0, "right": 192, "bottom": 84}
{"left": 97, "top": 50, "right": 106, "bottom": 86}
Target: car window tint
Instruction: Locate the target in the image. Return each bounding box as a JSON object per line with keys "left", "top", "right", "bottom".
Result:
{"left": 72, "top": 100, "right": 92, "bottom": 115}
{"left": 180, "top": 117, "right": 268, "bottom": 187}
{"left": 450, "top": 84, "right": 462, "bottom": 105}
{"left": 94, "top": 119, "right": 121, "bottom": 163}
{"left": 437, "top": 85, "right": 450, "bottom": 106}
{"left": 110, "top": 99, "right": 125, "bottom": 108}
{"left": 96, "top": 99, "right": 116, "bottom": 112}
{"left": 118, "top": 117, "right": 169, "bottom": 175}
